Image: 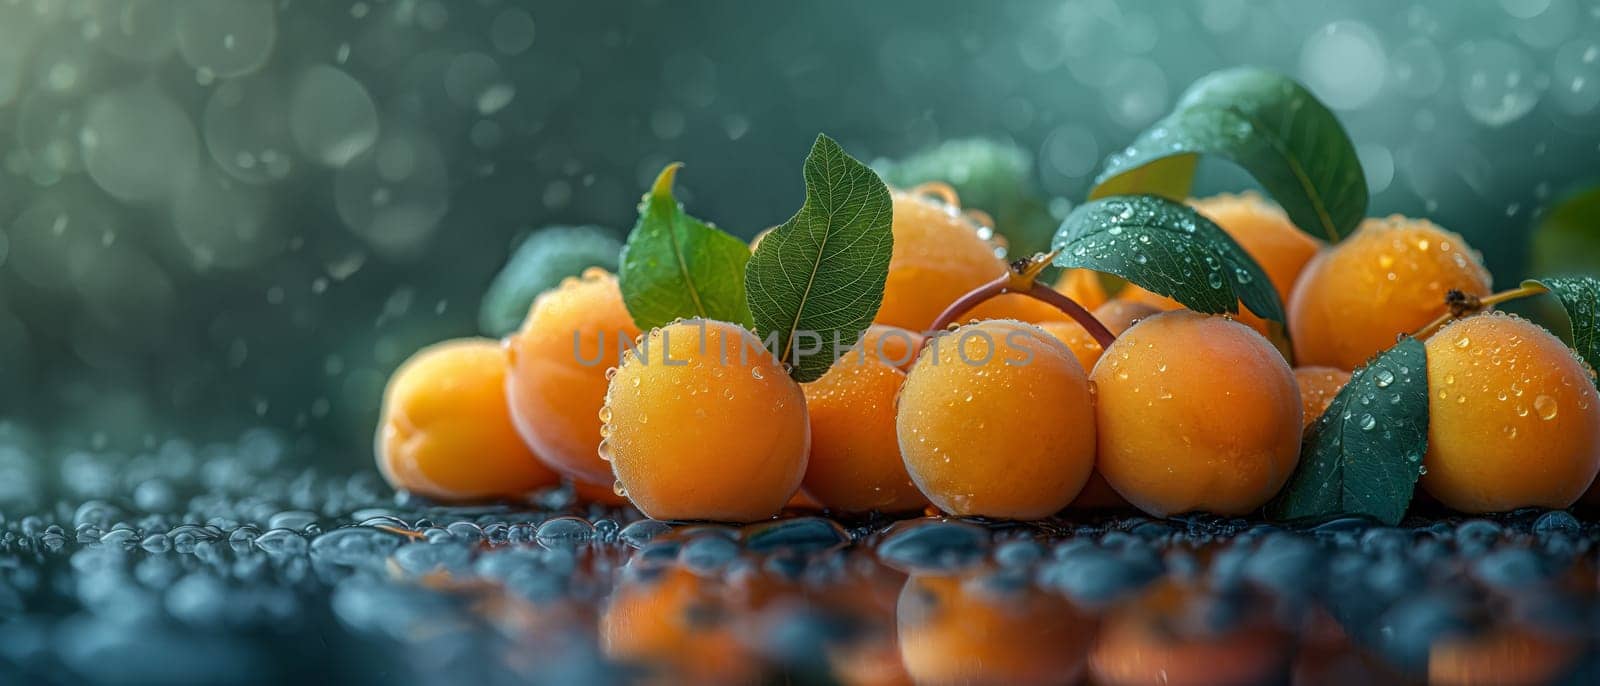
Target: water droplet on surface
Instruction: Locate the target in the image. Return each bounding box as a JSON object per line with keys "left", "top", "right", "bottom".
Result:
{"left": 1534, "top": 394, "right": 1559, "bottom": 420}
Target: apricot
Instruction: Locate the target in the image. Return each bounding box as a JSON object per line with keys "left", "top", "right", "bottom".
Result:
{"left": 897, "top": 573, "right": 1093, "bottom": 685}
{"left": 601, "top": 566, "right": 760, "bottom": 685}
{"left": 1420, "top": 313, "right": 1600, "bottom": 512}
{"left": 1035, "top": 300, "right": 1162, "bottom": 373}
{"left": 896, "top": 319, "right": 1096, "bottom": 518}
{"left": 376, "top": 338, "right": 558, "bottom": 500}
{"left": 802, "top": 348, "right": 927, "bottom": 514}
{"left": 1053, "top": 268, "right": 1108, "bottom": 311}
{"left": 604, "top": 319, "right": 810, "bottom": 521}
{"left": 1294, "top": 366, "right": 1352, "bottom": 430}
{"left": 875, "top": 191, "right": 1075, "bottom": 331}
{"left": 505, "top": 268, "right": 641, "bottom": 486}
{"left": 573, "top": 479, "right": 630, "bottom": 507}
{"left": 1289, "top": 215, "right": 1492, "bottom": 370}
{"left": 1092, "top": 311, "right": 1301, "bottom": 517}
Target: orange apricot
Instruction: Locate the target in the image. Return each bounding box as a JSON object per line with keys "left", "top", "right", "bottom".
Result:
{"left": 1092, "top": 298, "right": 1165, "bottom": 335}
{"left": 1092, "top": 311, "right": 1301, "bottom": 516}
{"left": 1294, "top": 366, "right": 1352, "bottom": 431}
{"left": 1194, "top": 193, "right": 1320, "bottom": 311}
{"left": 1289, "top": 216, "right": 1492, "bottom": 370}
{"left": 802, "top": 350, "right": 927, "bottom": 514}
{"left": 1420, "top": 313, "right": 1600, "bottom": 512}
{"left": 601, "top": 566, "right": 761, "bottom": 685}
{"left": 875, "top": 191, "right": 1072, "bottom": 331}
{"left": 572, "top": 479, "right": 630, "bottom": 507}
{"left": 1034, "top": 299, "right": 1160, "bottom": 374}
{"left": 1034, "top": 321, "right": 1104, "bottom": 373}
{"left": 604, "top": 319, "right": 810, "bottom": 522}
{"left": 1053, "top": 268, "right": 1109, "bottom": 311}
{"left": 505, "top": 268, "right": 641, "bottom": 486}
{"left": 897, "top": 573, "right": 1093, "bottom": 685}
{"left": 896, "top": 319, "right": 1096, "bottom": 518}
{"left": 376, "top": 338, "right": 559, "bottom": 500}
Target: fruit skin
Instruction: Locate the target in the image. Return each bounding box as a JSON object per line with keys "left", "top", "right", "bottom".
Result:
{"left": 1289, "top": 215, "right": 1492, "bottom": 370}
{"left": 897, "top": 319, "right": 1096, "bottom": 519}
{"left": 1036, "top": 300, "right": 1163, "bottom": 374}
{"left": 1093, "top": 299, "right": 1164, "bottom": 335}
{"left": 1054, "top": 268, "right": 1109, "bottom": 311}
{"left": 604, "top": 319, "right": 810, "bottom": 522}
{"left": 875, "top": 191, "right": 1074, "bottom": 331}
{"left": 505, "top": 268, "right": 642, "bottom": 486}
{"left": 1293, "top": 366, "right": 1352, "bottom": 431}
{"left": 376, "top": 338, "right": 559, "bottom": 500}
{"left": 1092, "top": 311, "right": 1302, "bottom": 517}
{"left": 1420, "top": 313, "right": 1600, "bottom": 513}
{"left": 802, "top": 344, "right": 927, "bottom": 514}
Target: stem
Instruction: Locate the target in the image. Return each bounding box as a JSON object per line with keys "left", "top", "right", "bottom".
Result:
{"left": 924, "top": 251, "right": 1117, "bottom": 350}
{"left": 1412, "top": 283, "right": 1551, "bottom": 340}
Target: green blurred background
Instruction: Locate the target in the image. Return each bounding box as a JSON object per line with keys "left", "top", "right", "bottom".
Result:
{"left": 1, "top": 0, "right": 1597, "bottom": 469}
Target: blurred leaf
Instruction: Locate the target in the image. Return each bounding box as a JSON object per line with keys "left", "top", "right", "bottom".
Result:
{"left": 478, "top": 225, "right": 621, "bottom": 336}
{"left": 1525, "top": 276, "right": 1600, "bottom": 380}
{"left": 746, "top": 134, "right": 893, "bottom": 383}
{"left": 1092, "top": 67, "right": 1367, "bottom": 243}
{"left": 1530, "top": 183, "right": 1600, "bottom": 276}
{"left": 1268, "top": 337, "right": 1429, "bottom": 525}
{"left": 619, "top": 164, "right": 754, "bottom": 331}
{"left": 874, "top": 138, "right": 1057, "bottom": 257}
{"left": 1052, "top": 195, "right": 1283, "bottom": 323}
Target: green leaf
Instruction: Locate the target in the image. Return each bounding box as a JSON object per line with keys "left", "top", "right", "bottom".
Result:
{"left": 1267, "top": 337, "right": 1429, "bottom": 525}
{"left": 745, "top": 134, "right": 894, "bottom": 383}
{"left": 1051, "top": 195, "right": 1283, "bottom": 323}
{"left": 1525, "top": 276, "right": 1600, "bottom": 378}
{"left": 1530, "top": 184, "right": 1600, "bottom": 277}
{"left": 1091, "top": 67, "right": 1367, "bottom": 243}
{"left": 874, "top": 138, "right": 1058, "bottom": 257}
{"left": 478, "top": 225, "right": 622, "bottom": 337}
{"left": 618, "top": 163, "right": 754, "bottom": 331}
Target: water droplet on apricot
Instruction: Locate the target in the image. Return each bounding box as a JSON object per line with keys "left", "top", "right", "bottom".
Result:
{"left": 1535, "top": 395, "right": 1559, "bottom": 421}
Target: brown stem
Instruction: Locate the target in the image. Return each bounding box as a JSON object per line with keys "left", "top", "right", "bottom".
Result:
{"left": 924, "top": 252, "right": 1117, "bottom": 350}
{"left": 1412, "top": 283, "right": 1552, "bottom": 340}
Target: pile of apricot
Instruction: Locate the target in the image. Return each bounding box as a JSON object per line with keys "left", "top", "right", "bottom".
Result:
{"left": 377, "top": 186, "right": 1600, "bottom": 522}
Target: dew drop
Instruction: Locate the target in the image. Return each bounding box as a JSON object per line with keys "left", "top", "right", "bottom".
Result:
{"left": 1374, "top": 369, "right": 1395, "bottom": 388}
{"left": 1534, "top": 394, "right": 1559, "bottom": 420}
{"left": 1359, "top": 414, "right": 1377, "bottom": 431}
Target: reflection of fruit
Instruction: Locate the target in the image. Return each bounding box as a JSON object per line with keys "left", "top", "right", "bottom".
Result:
{"left": 1294, "top": 366, "right": 1352, "bottom": 431}
{"left": 377, "top": 338, "right": 558, "bottom": 500}
{"left": 1089, "top": 582, "right": 1289, "bottom": 686}
{"left": 1093, "top": 311, "right": 1301, "bottom": 517}
{"left": 604, "top": 319, "right": 809, "bottom": 522}
{"left": 1421, "top": 313, "right": 1600, "bottom": 512}
{"left": 802, "top": 349, "right": 926, "bottom": 513}
{"left": 1428, "top": 625, "right": 1580, "bottom": 686}
{"left": 897, "top": 320, "right": 1096, "bottom": 518}
{"left": 897, "top": 573, "right": 1093, "bottom": 685}
{"left": 505, "top": 268, "right": 641, "bottom": 486}
{"left": 876, "top": 191, "right": 1075, "bottom": 331}
{"left": 601, "top": 567, "right": 760, "bottom": 685}
{"left": 1290, "top": 216, "right": 1492, "bottom": 370}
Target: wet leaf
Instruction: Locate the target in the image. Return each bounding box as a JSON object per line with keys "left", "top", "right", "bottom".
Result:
{"left": 619, "top": 163, "right": 754, "bottom": 331}
{"left": 1530, "top": 184, "right": 1600, "bottom": 276}
{"left": 1525, "top": 276, "right": 1600, "bottom": 379}
{"left": 1092, "top": 67, "right": 1367, "bottom": 243}
{"left": 1051, "top": 194, "right": 1282, "bottom": 322}
{"left": 745, "top": 134, "right": 894, "bottom": 383}
{"left": 478, "top": 225, "right": 621, "bottom": 336}
{"left": 875, "top": 138, "right": 1058, "bottom": 257}
{"left": 1267, "top": 337, "right": 1429, "bottom": 525}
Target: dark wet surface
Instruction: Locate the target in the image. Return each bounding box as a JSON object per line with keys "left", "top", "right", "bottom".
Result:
{"left": 3, "top": 429, "right": 1600, "bottom": 685}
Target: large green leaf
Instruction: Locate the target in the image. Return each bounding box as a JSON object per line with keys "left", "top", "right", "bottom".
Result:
{"left": 1051, "top": 195, "right": 1283, "bottom": 323}
{"left": 1092, "top": 67, "right": 1367, "bottom": 243}
{"left": 1530, "top": 184, "right": 1600, "bottom": 277}
{"left": 618, "top": 164, "right": 754, "bottom": 331}
{"left": 874, "top": 138, "right": 1058, "bottom": 257}
{"left": 1267, "top": 337, "right": 1429, "bottom": 525}
{"left": 478, "top": 225, "right": 621, "bottom": 337}
{"left": 1526, "top": 276, "right": 1600, "bottom": 379}
{"left": 745, "top": 134, "right": 894, "bottom": 383}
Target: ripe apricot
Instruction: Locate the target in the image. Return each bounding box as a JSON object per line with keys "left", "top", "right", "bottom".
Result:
{"left": 1290, "top": 216, "right": 1492, "bottom": 370}
{"left": 604, "top": 319, "right": 810, "bottom": 521}
{"left": 896, "top": 319, "right": 1096, "bottom": 518}
{"left": 1194, "top": 193, "right": 1320, "bottom": 323}
{"left": 1294, "top": 366, "right": 1352, "bottom": 430}
{"left": 1036, "top": 300, "right": 1163, "bottom": 373}
{"left": 1092, "top": 311, "right": 1301, "bottom": 516}
{"left": 1054, "top": 268, "right": 1109, "bottom": 311}
{"left": 1420, "top": 313, "right": 1600, "bottom": 512}
{"left": 897, "top": 572, "right": 1093, "bottom": 685}
{"left": 505, "top": 268, "right": 641, "bottom": 486}
{"left": 802, "top": 348, "right": 927, "bottom": 514}
{"left": 875, "top": 191, "right": 1074, "bottom": 331}
{"left": 376, "top": 338, "right": 559, "bottom": 500}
